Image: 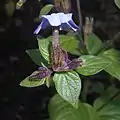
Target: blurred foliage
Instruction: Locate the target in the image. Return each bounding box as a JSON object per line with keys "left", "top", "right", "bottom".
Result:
{"left": 114, "top": 0, "right": 120, "bottom": 9}
{"left": 5, "top": 0, "right": 15, "bottom": 17}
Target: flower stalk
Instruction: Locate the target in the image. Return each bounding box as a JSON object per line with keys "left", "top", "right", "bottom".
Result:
{"left": 51, "top": 28, "right": 63, "bottom": 71}
{"left": 76, "top": 0, "right": 82, "bottom": 26}
{"left": 84, "top": 17, "right": 94, "bottom": 45}
{"left": 54, "top": 0, "right": 71, "bottom": 13}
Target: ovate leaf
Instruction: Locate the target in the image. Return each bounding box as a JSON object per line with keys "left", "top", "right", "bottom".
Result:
{"left": 20, "top": 76, "right": 46, "bottom": 87}
{"left": 102, "top": 49, "right": 120, "bottom": 80}
{"left": 102, "top": 49, "right": 120, "bottom": 62}
{"left": 34, "top": 4, "right": 53, "bottom": 22}
{"left": 93, "top": 86, "right": 120, "bottom": 120}
{"left": 93, "top": 86, "right": 119, "bottom": 110}
{"left": 98, "top": 100, "right": 120, "bottom": 120}
{"left": 76, "top": 55, "right": 111, "bottom": 76}
{"left": 26, "top": 49, "right": 48, "bottom": 66}
{"left": 37, "top": 37, "right": 50, "bottom": 62}
{"left": 105, "top": 62, "right": 120, "bottom": 80}
{"left": 114, "top": 0, "right": 120, "bottom": 9}
{"left": 48, "top": 94, "right": 99, "bottom": 120}
{"left": 86, "top": 33, "right": 103, "bottom": 55}
{"left": 39, "top": 4, "right": 54, "bottom": 17}
{"left": 53, "top": 71, "right": 81, "bottom": 108}
{"left": 59, "top": 35, "right": 81, "bottom": 55}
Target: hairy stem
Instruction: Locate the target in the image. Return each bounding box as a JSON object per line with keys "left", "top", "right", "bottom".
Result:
{"left": 52, "top": 28, "right": 60, "bottom": 47}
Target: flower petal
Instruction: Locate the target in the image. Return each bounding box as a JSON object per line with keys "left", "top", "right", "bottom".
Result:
{"left": 58, "top": 13, "right": 72, "bottom": 23}
{"left": 34, "top": 13, "right": 79, "bottom": 33}
{"left": 42, "top": 13, "right": 61, "bottom": 26}
{"left": 60, "top": 23, "right": 71, "bottom": 30}
{"left": 60, "top": 20, "right": 79, "bottom": 31}
{"left": 67, "top": 20, "right": 79, "bottom": 31}
{"left": 34, "top": 18, "right": 50, "bottom": 34}
{"left": 34, "top": 22, "right": 43, "bottom": 34}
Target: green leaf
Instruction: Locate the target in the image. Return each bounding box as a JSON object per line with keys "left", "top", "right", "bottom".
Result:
{"left": 102, "top": 49, "right": 120, "bottom": 62}
{"left": 48, "top": 35, "right": 81, "bottom": 56}
{"left": 45, "top": 77, "right": 52, "bottom": 88}
{"left": 20, "top": 76, "right": 46, "bottom": 87}
{"left": 53, "top": 71, "right": 81, "bottom": 108}
{"left": 98, "top": 100, "right": 120, "bottom": 120}
{"left": 93, "top": 86, "right": 119, "bottom": 111}
{"left": 105, "top": 62, "right": 120, "bottom": 80}
{"left": 39, "top": 4, "right": 54, "bottom": 17}
{"left": 86, "top": 33, "right": 103, "bottom": 55}
{"left": 114, "top": 0, "right": 120, "bottom": 9}
{"left": 94, "top": 86, "right": 120, "bottom": 120}
{"left": 26, "top": 49, "right": 48, "bottom": 66}
{"left": 102, "top": 49, "right": 120, "bottom": 80}
{"left": 37, "top": 37, "right": 50, "bottom": 62}
{"left": 59, "top": 35, "right": 81, "bottom": 55}
{"left": 48, "top": 94, "right": 99, "bottom": 120}
{"left": 76, "top": 55, "right": 111, "bottom": 76}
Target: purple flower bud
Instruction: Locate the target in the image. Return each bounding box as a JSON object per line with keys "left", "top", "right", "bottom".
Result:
{"left": 29, "top": 67, "right": 52, "bottom": 80}
{"left": 66, "top": 59, "right": 83, "bottom": 70}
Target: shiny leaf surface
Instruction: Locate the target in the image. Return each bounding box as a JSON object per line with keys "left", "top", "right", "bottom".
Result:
{"left": 49, "top": 94, "right": 99, "bottom": 120}
{"left": 76, "top": 55, "right": 111, "bottom": 76}
{"left": 37, "top": 37, "right": 50, "bottom": 62}
{"left": 53, "top": 71, "right": 81, "bottom": 108}
{"left": 86, "top": 33, "right": 103, "bottom": 55}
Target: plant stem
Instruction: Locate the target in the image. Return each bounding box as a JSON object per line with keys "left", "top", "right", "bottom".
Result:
{"left": 52, "top": 28, "right": 60, "bottom": 46}
{"left": 76, "top": 0, "right": 82, "bottom": 26}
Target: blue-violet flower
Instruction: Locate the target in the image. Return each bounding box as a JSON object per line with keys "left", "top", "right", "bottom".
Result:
{"left": 34, "top": 13, "right": 79, "bottom": 34}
